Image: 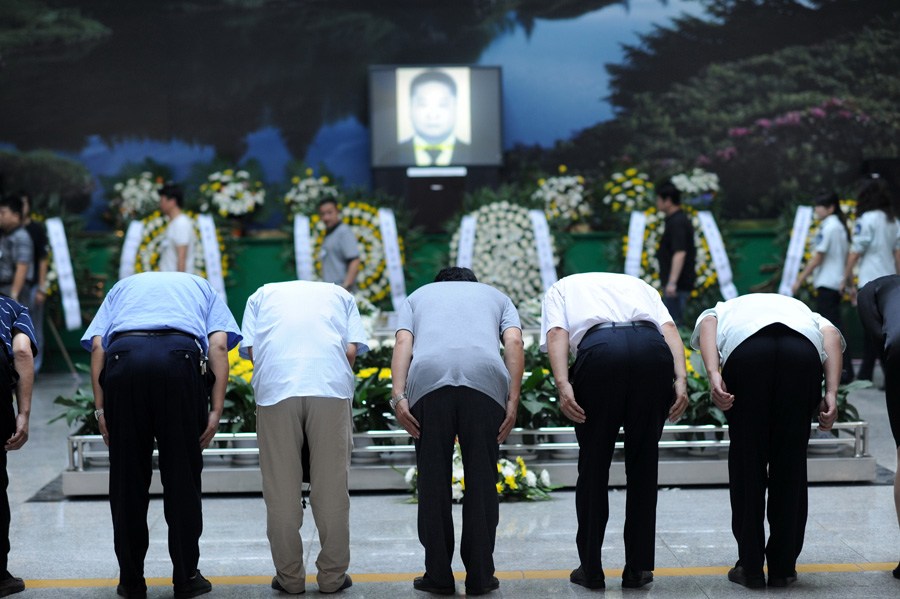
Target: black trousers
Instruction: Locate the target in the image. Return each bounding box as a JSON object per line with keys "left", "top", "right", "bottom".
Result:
{"left": 102, "top": 335, "right": 208, "bottom": 587}
{"left": 721, "top": 324, "right": 822, "bottom": 577}
{"left": 0, "top": 360, "right": 15, "bottom": 575}
{"left": 571, "top": 325, "right": 674, "bottom": 583}
{"left": 816, "top": 287, "right": 853, "bottom": 382}
{"left": 411, "top": 386, "right": 504, "bottom": 590}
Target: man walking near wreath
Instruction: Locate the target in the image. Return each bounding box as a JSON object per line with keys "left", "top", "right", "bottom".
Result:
{"left": 0, "top": 196, "right": 34, "bottom": 305}
{"left": 317, "top": 199, "right": 360, "bottom": 291}
{"left": 240, "top": 280, "right": 368, "bottom": 595}
{"left": 391, "top": 267, "right": 524, "bottom": 596}
{"left": 541, "top": 272, "right": 688, "bottom": 590}
{"left": 158, "top": 183, "right": 196, "bottom": 274}
{"left": 83, "top": 272, "right": 241, "bottom": 599}
{"left": 0, "top": 295, "right": 37, "bottom": 598}
{"left": 656, "top": 180, "right": 696, "bottom": 325}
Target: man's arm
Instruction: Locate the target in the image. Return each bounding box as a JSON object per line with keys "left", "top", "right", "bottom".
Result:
{"left": 200, "top": 331, "right": 228, "bottom": 449}
{"left": 792, "top": 252, "right": 824, "bottom": 296}
{"left": 661, "top": 322, "right": 689, "bottom": 421}
{"left": 345, "top": 341, "right": 358, "bottom": 368}
{"left": 818, "top": 325, "right": 842, "bottom": 431}
{"left": 10, "top": 262, "right": 28, "bottom": 302}
{"left": 697, "top": 316, "right": 735, "bottom": 411}
{"left": 547, "top": 327, "right": 584, "bottom": 424}
{"left": 666, "top": 251, "right": 686, "bottom": 298}
{"left": 390, "top": 330, "right": 420, "bottom": 438}
{"left": 35, "top": 256, "right": 49, "bottom": 305}
{"left": 176, "top": 244, "right": 189, "bottom": 273}
{"left": 343, "top": 257, "right": 361, "bottom": 290}
{"left": 90, "top": 336, "right": 110, "bottom": 445}
{"left": 498, "top": 327, "right": 524, "bottom": 443}
{"left": 5, "top": 332, "right": 34, "bottom": 451}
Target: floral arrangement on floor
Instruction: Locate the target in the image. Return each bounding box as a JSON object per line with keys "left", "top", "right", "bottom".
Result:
{"left": 404, "top": 442, "right": 555, "bottom": 502}
{"left": 132, "top": 210, "right": 229, "bottom": 281}
{"left": 670, "top": 168, "right": 719, "bottom": 207}
{"left": 624, "top": 205, "right": 716, "bottom": 299}
{"left": 199, "top": 169, "right": 265, "bottom": 217}
{"left": 532, "top": 165, "right": 590, "bottom": 226}
{"left": 308, "top": 201, "right": 405, "bottom": 304}
{"left": 796, "top": 198, "right": 857, "bottom": 297}
{"left": 284, "top": 168, "right": 339, "bottom": 216}
{"left": 601, "top": 168, "right": 654, "bottom": 213}
{"left": 222, "top": 347, "right": 256, "bottom": 433}
{"left": 110, "top": 171, "right": 163, "bottom": 223}
{"left": 448, "top": 200, "right": 558, "bottom": 305}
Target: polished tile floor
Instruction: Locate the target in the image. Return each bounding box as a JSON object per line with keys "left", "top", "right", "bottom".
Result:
{"left": 8, "top": 372, "right": 899, "bottom": 598}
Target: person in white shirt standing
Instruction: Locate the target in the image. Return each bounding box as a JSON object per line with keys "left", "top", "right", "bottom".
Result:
{"left": 842, "top": 175, "right": 900, "bottom": 381}
{"left": 158, "top": 183, "right": 196, "bottom": 274}
{"left": 692, "top": 294, "right": 842, "bottom": 589}
{"left": 240, "top": 281, "right": 368, "bottom": 595}
{"left": 541, "top": 272, "right": 688, "bottom": 591}
{"left": 792, "top": 192, "right": 853, "bottom": 382}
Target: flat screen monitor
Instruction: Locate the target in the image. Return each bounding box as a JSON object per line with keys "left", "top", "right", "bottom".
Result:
{"left": 369, "top": 65, "right": 503, "bottom": 168}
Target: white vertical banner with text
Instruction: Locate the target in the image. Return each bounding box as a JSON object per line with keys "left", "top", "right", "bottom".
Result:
{"left": 778, "top": 205, "right": 814, "bottom": 296}
{"left": 197, "top": 215, "right": 226, "bottom": 301}
{"left": 377, "top": 208, "right": 407, "bottom": 309}
{"left": 294, "top": 215, "right": 315, "bottom": 281}
{"left": 118, "top": 220, "right": 144, "bottom": 280}
{"left": 697, "top": 210, "right": 739, "bottom": 300}
{"left": 45, "top": 218, "right": 82, "bottom": 331}
{"left": 455, "top": 215, "right": 477, "bottom": 268}
{"left": 624, "top": 211, "right": 647, "bottom": 277}
{"left": 528, "top": 210, "right": 558, "bottom": 292}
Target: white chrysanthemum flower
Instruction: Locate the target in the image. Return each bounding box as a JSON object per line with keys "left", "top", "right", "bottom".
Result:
{"left": 540, "top": 470, "right": 551, "bottom": 487}
{"left": 404, "top": 467, "right": 416, "bottom": 484}
{"left": 525, "top": 471, "right": 537, "bottom": 487}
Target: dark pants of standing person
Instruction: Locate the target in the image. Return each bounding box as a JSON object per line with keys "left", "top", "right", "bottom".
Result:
{"left": 570, "top": 324, "right": 674, "bottom": 585}
{"left": 722, "top": 324, "right": 822, "bottom": 579}
{"left": 663, "top": 291, "right": 689, "bottom": 327}
{"left": 102, "top": 334, "right": 208, "bottom": 589}
{"left": 816, "top": 287, "right": 853, "bottom": 383}
{"left": 411, "top": 386, "right": 505, "bottom": 592}
{"left": 0, "top": 361, "right": 15, "bottom": 576}
{"left": 857, "top": 305, "right": 881, "bottom": 381}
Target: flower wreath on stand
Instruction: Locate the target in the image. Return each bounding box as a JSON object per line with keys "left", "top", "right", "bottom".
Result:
{"left": 601, "top": 168, "right": 655, "bottom": 214}
{"left": 449, "top": 200, "right": 559, "bottom": 306}
{"left": 308, "top": 201, "right": 405, "bottom": 305}
{"left": 110, "top": 171, "right": 164, "bottom": 226}
{"left": 132, "top": 210, "right": 230, "bottom": 281}
{"left": 532, "top": 165, "right": 591, "bottom": 230}
{"left": 199, "top": 168, "right": 265, "bottom": 236}
{"left": 622, "top": 168, "right": 720, "bottom": 301}
{"left": 795, "top": 197, "right": 857, "bottom": 298}
{"left": 284, "top": 168, "right": 340, "bottom": 216}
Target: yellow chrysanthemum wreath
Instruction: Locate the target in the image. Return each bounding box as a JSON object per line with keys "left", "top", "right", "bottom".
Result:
{"left": 133, "top": 210, "right": 229, "bottom": 279}
{"left": 623, "top": 206, "right": 716, "bottom": 298}
{"left": 797, "top": 198, "right": 857, "bottom": 296}
{"left": 309, "top": 201, "right": 405, "bottom": 304}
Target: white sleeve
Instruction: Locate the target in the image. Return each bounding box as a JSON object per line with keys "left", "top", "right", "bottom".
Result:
{"left": 539, "top": 284, "right": 567, "bottom": 352}
{"left": 689, "top": 305, "right": 720, "bottom": 351}
{"left": 239, "top": 290, "right": 260, "bottom": 359}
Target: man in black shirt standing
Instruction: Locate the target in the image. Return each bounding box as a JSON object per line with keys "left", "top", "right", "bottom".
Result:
{"left": 656, "top": 180, "right": 696, "bottom": 326}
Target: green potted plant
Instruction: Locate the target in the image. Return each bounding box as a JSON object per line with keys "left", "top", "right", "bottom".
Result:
{"left": 351, "top": 368, "right": 395, "bottom": 463}
{"left": 220, "top": 373, "right": 258, "bottom": 465}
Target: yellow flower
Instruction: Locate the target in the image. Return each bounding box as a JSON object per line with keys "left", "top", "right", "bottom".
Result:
{"left": 496, "top": 482, "right": 504, "bottom": 493}
{"left": 357, "top": 367, "right": 378, "bottom": 379}
{"left": 505, "top": 475, "right": 518, "bottom": 490}
{"left": 378, "top": 368, "right": 392, "bottom": 380}
{"left": 624, "top": 168, "right": 637, "bottom": 177}
{"left": 292, "top": 176, "right": 300, "bottom": 184}
{"left": 305, "top": 168, "right": 313, "bottom": 176}
{"left": 558, "top": 164, "right": 568, "bottom": 174}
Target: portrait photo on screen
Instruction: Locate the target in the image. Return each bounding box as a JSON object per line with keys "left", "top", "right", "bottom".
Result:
{"left": 369, "top": 65, "right": 502, "bottom": 168}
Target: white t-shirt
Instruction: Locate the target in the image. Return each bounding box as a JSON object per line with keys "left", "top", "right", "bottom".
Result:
{"left": 540, "top": 272, "right": 674, "bottom": 355}
{"left": 690, "top": 294, "right": 844, "bottom": 366}
{"left": 851, "top": 210, "right": 899, "bottom": 288}
{"left": 239, "top": 281, "right": 369, "bottom": 406}
{"left": 159, "top": 213, "right": 196, "bottom": 274}
{"left": 812, "top": 213, "right": 849, "bottom": 291}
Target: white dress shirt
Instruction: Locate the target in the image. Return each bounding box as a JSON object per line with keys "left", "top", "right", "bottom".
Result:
{"left": 690, "top": 294, "right": 845, "bottom": 366}
{"left": 540, "top": 272, "right": 674, "bottom": 355}
{"left": 240, "top": 281, "right": 369, "bottom": 406}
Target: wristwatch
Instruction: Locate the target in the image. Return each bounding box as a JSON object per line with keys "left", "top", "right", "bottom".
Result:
{"left": 94, "top": 408, "right": 104, "bottom": 420}
{"left": 389, "top": 392, "right": 408, "bottom": 410}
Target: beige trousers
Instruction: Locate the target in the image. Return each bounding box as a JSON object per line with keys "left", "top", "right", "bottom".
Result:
{"left": 258, "top": 396, "right": 352, "bottom": 593}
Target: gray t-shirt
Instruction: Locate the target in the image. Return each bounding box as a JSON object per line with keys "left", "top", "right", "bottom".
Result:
{"left": 0, "top": 227, "right": 34, "bottom": 290}
{"left": 396, "top": 281, "right": 521, "bottom": 409}
{"left": 320, "top": 222, "right": 360, "bottom": 286}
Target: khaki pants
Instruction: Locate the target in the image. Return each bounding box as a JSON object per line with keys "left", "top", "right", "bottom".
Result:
{"left": 258, "top": 396, "right": 352, "bottom": 593}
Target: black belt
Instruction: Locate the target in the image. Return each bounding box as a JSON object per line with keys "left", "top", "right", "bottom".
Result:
{"left": 112, "top": 329, "right": 194, "bottom": 342}
{"left": 579, "top": 320, "right": 657, "bottom": 349}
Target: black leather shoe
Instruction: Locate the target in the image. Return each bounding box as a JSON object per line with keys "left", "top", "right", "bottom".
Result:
{"left": 413, "top": 574, "right": 455, "bottom": 595}
{"left": 320, "top": 574, "right": 352, "bottom": 594}
{"left": 0, "top": 575, "right": 25, "bottom": 597}
{"left": 727, "top": 565, "right": 765, "bottom": 589}
{"left": 115, "top": 582, "right": 147, "bottom": 599}
{"left": 466, "top": 576, "right": 500, "bottom": 595}
{"left": 892, "top": 561, "right": 900, "bottom": 579}
{"left": 174, "top": 570, "right": 212, "bottom": 598}
{"left": 569, "top": 566, "right": 605, "bottom": 590}
{"left": 271, "top": 576, "right": 305, "bottom": 594}
{"left": 621, "top": 564, "right": 653, "bottom": 588}
{"left": 767, "top": 571, "right": 798, "bottom": 587}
